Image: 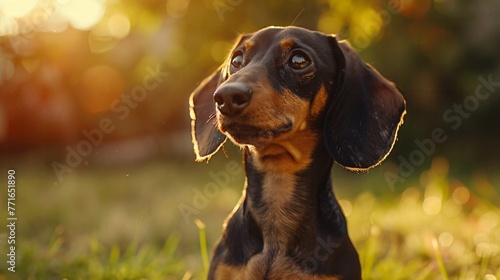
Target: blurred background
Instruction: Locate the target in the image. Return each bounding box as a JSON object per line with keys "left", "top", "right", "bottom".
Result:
{"left": 1, "top": 0, "right": 499, "bottom": 279}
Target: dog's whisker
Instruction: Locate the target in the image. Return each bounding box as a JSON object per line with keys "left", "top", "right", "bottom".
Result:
{"left": 206, "top": 113, "right": 217, "bottom": 125}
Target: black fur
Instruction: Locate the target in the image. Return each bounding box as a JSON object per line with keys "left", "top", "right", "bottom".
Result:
{"left": 190, "top": 26, "right": 406, "bottom": 279}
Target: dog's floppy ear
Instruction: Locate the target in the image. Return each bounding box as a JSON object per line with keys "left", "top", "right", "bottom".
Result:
{"left": 189, "top": 67, "right": 227, "bottom": 161}
{"left": 324, "top": 37, "right": 406, "bottom": 171}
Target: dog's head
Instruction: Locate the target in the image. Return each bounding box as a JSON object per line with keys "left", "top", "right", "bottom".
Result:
{"left": 190, "top": 26, "right": 405, "bottom": 172}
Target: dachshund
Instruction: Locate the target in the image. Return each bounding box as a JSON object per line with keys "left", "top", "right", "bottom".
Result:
{"left": 189, "top": 26, "right": 406, "bottom": 280}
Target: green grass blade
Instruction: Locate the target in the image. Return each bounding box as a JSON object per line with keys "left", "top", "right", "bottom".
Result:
{"left": 195, "top": 219, "right": 210, "bottom": 278}
{"left": 362, "top": 226, "right": 379, "bottom": 279}
{"left": 432, "top": 237, "right": 449, "bottom": 280}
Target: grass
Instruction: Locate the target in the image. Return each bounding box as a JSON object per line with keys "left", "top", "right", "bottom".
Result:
{"left": 194, "top": 219, "right": 209, "bottom": 279}
{"left": 0, "top": 153, "right": 499, "bottom": 279}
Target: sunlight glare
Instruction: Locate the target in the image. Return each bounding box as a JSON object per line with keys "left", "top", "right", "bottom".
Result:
{"left": 0, "top": 15, "right": 18, "bottom": 36}
{"left": 0, "top": 0, "right": 38, "bottom": 17}
{"left": 58, "top": 0, "right": 105, "bottom": 30}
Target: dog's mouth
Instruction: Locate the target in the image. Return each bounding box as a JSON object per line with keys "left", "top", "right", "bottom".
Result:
{"left": 220, "top": 121, "right": 293, "bottom": 146}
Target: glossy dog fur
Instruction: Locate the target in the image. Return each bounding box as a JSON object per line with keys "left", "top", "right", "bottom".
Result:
{"left": 189, "top": 26, "right": 406, "bottom": 279}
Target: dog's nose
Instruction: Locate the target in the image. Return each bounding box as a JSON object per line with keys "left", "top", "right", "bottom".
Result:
{"left": 213, "top": 83, "right": 252, "bottom": 116}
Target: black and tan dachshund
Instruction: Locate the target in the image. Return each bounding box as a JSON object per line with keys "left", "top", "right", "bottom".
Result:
{"left": 189, "top": 26, "right": 406, "bottom": 280}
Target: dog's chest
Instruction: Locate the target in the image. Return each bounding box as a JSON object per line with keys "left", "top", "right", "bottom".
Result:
{"left": 215, "top": 255, "right": 341, "bottom": 280}
{"left": 251, "top": 173, "right": 303, "bottom": 248}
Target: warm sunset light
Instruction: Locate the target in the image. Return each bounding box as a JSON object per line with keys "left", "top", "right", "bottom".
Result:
{"left": 108, "top": 12, "right": 130, "bottom": 38}
{"left": 81, "top": 65, "right": 124, "bottom": 114}
{"left": 0, "top": 0, "right": 107, "bottom": 37}
{"left": 0, "top": 1, "right": 499, "bottom": 279}
{"left": 58, "top": 0, "right": 105, "bottom": 30}
{"left": 0, "top": 0, "right": 38, "bottom": 18}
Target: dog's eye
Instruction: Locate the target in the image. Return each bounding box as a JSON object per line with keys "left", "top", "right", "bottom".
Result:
{"left": 231, "top": 52, "right": 244, "bottom": 68}
{"left": 289, "top": 51, "right": 311, "bottom": 70}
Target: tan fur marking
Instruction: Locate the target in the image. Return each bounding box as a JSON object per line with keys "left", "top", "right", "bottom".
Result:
{"left": 219, "top": 78, "right": 318, "bottom": 174}
{"left": 214, "top": 263, "right": 246, "bottom": 279}
{"left": 280, "top": 38, "right": 295, "bottom": 52}
{"left": 245, "top": 40, "right": 255, "bottom": 53}
{"left": 311, "top": 86, "right": 329, "bottom": 117}
{"left": 252, "top": 129, "right": 317, "bottom": 174}
{"left": 257, "top": 173, "right": 298, "bottom": 248}
{"left": 248, "top": 88, "right": 317, "bottom": 173}
{"left": 214, "top": 261, "right": 341, "bottom": 280}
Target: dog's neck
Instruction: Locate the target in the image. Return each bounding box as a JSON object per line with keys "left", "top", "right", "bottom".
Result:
{"left": 242, "top": 137, "right": 348, "bottom": 253}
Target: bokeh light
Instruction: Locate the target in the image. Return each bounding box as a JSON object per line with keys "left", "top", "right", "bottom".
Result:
{"left": 452, "top": 185, "right": 470, "bottom": 205}
{"left": 339, "top": 199, "right": 353, "bottom": 217}
{"left": 397, "top": 0, "right": 431, "bottom": 19}
{"left": 108, "top": 12, "right": 130, "bottom": 39}
{"left": 317, "top": 14, "right": 343, "bottom": 35}
{"left": 438, "top": 232, "right": 454, "bottom": 247}
{"left": 423, "top": 196, "right": 441, "bottom": 215}
{"left": 166, "top": 0, "right": 190, "bottom": 18}
{"left": 0, "top": 0, "right": 38, "bottom": 18}
{"left": 58, "top": 0, "right": 105, "bottom": 30}
{"left": 0, "top": 2, "right": 499, "bottom": 277}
